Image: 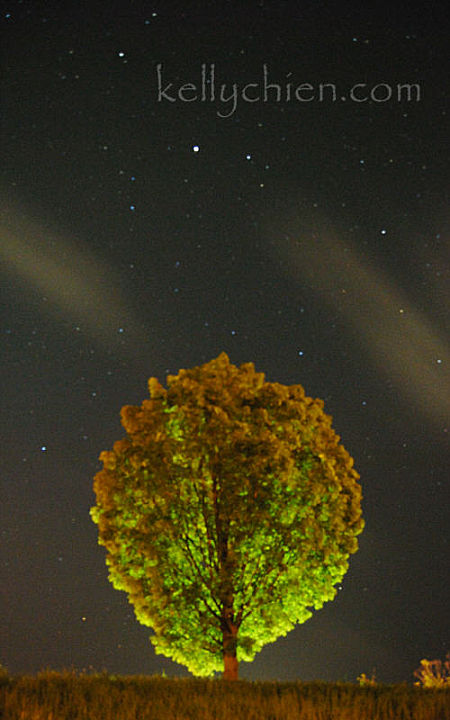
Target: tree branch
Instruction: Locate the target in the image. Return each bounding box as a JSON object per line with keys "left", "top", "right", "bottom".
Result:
{"left": 180, "top": 533, "right": 222, "bottom": 618}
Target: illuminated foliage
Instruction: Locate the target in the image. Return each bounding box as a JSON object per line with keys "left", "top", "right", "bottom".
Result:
{"left": 414, "top": 654, "right": 450, "bottom": 687}
{"left": 357, "top": 671, "right": 377, "bottom": 686}
{"left": 91, "top": 353, "right": 364, "bottom": 679}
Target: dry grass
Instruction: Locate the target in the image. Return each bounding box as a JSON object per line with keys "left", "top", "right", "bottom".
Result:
{"left": 1, "top": 670, "right": 449, "bottom": 720}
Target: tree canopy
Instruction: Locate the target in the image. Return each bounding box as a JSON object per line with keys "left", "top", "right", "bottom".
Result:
{"left": 91, "top": 353, "right": 364, "bottom": 679}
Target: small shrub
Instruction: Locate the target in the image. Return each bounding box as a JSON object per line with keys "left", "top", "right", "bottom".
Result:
{"left": 414, "top": 653, "right": 450, "bottom": 688}
{"left": 357, "top": 671, "right": 377, "bottom": 687}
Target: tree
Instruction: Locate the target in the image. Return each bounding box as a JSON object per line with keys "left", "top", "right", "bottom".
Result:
{"left": 91, "top": 353, "right": 364, "bottom": 680}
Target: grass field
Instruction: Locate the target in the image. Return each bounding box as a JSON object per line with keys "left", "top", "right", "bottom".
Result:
{"left": 1, "top": 671, "right": 449, "bottom": 720}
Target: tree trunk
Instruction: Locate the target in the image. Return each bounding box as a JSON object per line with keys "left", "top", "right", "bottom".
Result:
{"left": 223, "top": 650, "right": 238, "bottom": 681}
{"left": 222, "top": 620, "right": 239, "bottom": 680}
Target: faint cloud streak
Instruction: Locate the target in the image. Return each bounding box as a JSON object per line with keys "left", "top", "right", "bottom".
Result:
{"left": 1, "top": 197, "right": 146, "bottom": 351}
{"left": 267, "top": 218, "right": 449, "bottom": 427}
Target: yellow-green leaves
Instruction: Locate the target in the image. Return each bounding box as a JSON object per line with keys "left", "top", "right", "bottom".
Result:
{"left": 91, "top": 353, "right": 364, "bottom": 677}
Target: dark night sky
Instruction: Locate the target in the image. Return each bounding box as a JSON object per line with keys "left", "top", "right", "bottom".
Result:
{"left": 1, "top": 1, "right": 449, "bottom": 684}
